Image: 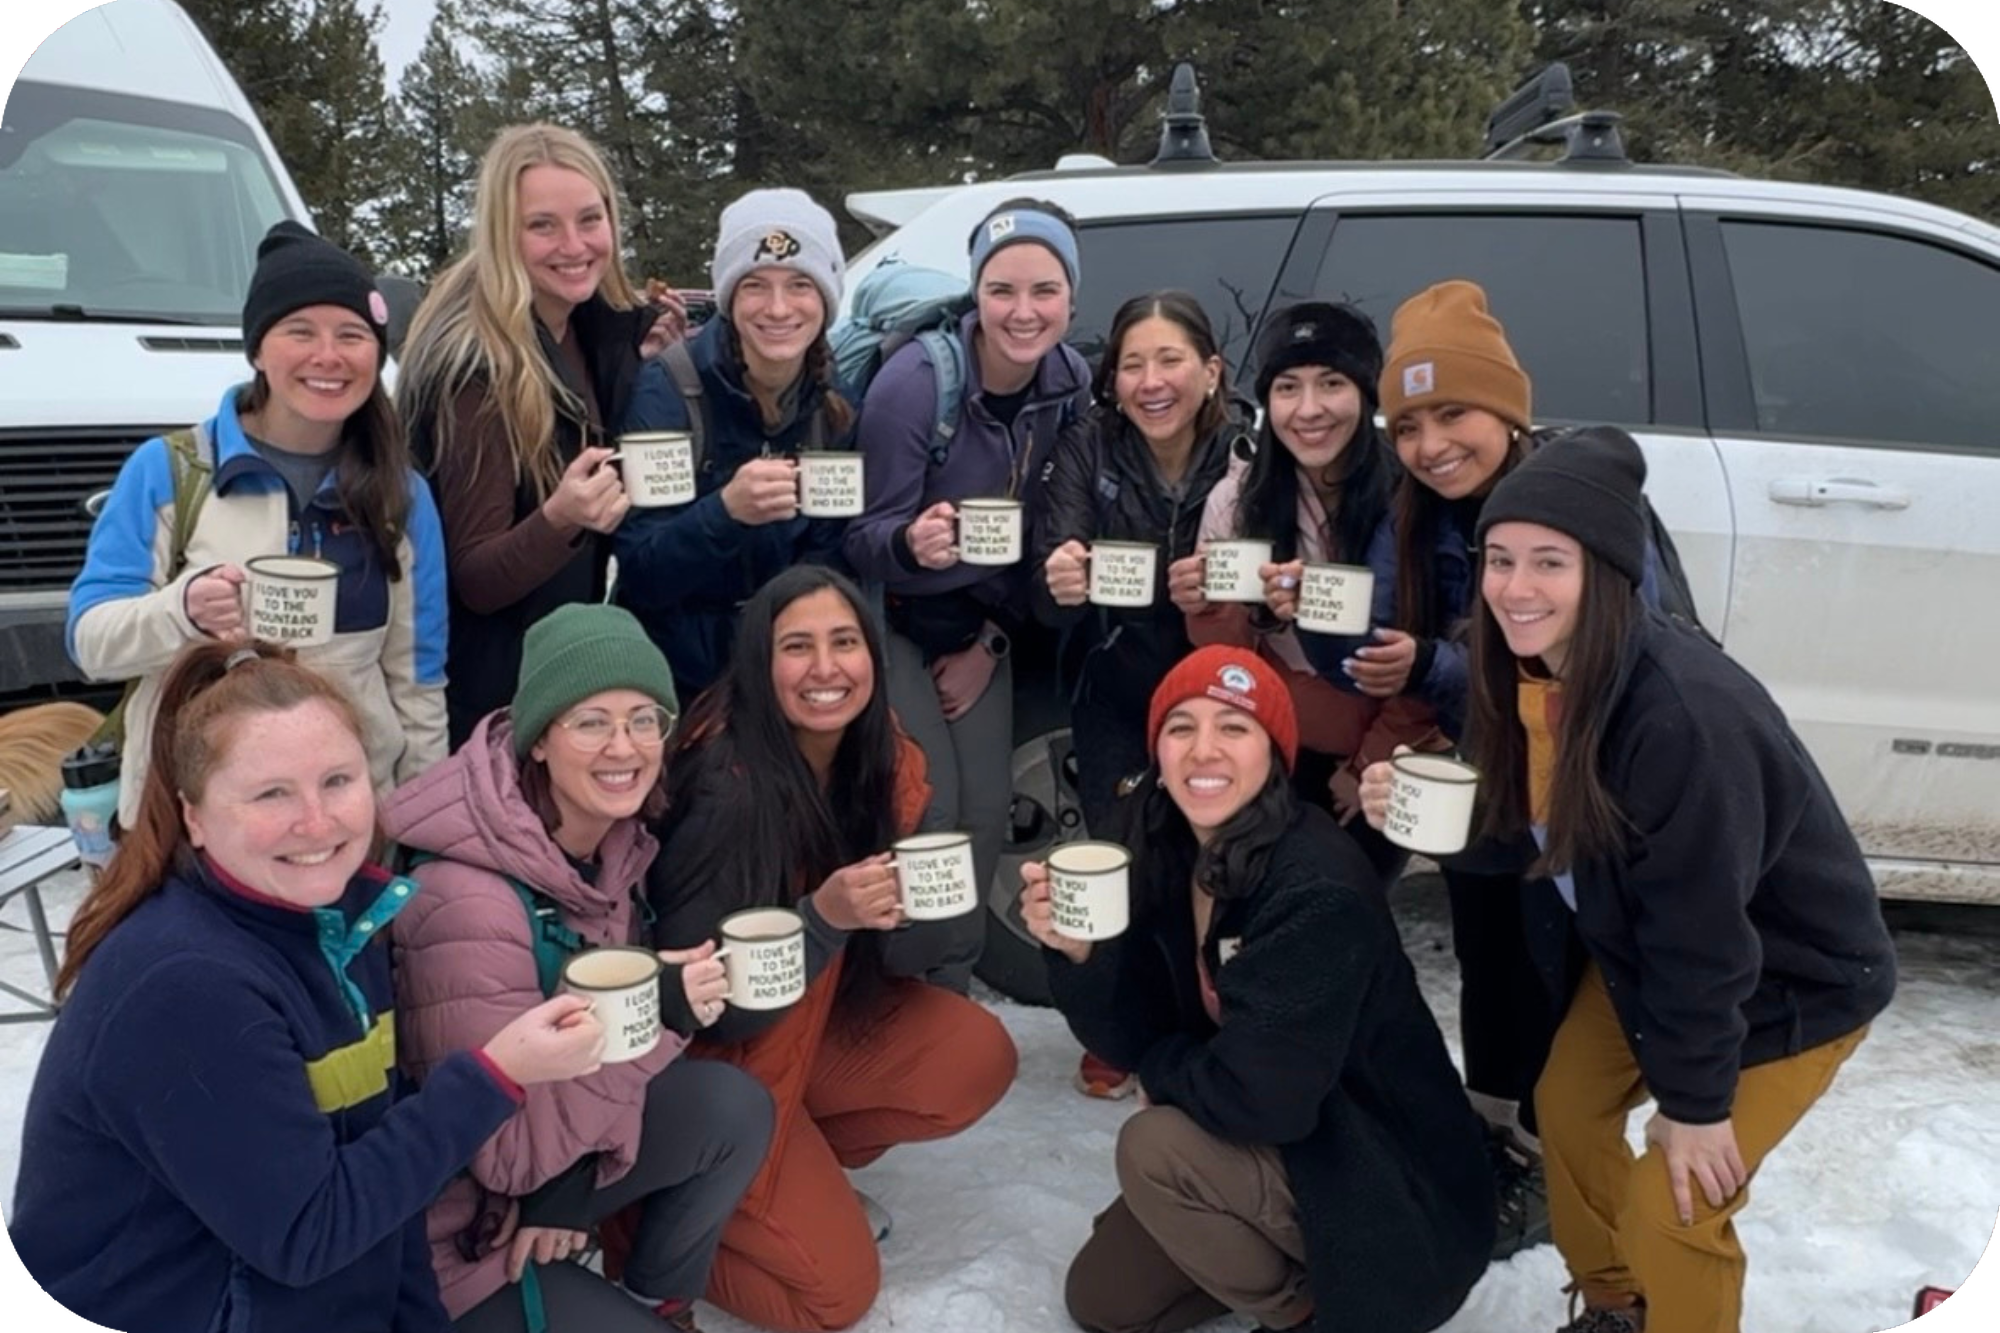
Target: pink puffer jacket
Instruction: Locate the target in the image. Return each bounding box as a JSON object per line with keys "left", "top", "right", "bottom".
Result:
{"left": 382, "top": 710, "right": 688, "bottom": 1318}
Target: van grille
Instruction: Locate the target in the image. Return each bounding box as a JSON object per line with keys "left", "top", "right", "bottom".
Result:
{"left": 0, "top": 428, "right": 171, "bottom": 593}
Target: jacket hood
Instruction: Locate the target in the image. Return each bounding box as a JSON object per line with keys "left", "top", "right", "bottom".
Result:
{"left": 378, "top": 710, "right": 656, "bottom": 917}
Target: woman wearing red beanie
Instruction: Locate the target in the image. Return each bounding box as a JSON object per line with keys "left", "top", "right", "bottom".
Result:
{"left": 1022, "top": 644, "right": 1495, "bottom": 1333}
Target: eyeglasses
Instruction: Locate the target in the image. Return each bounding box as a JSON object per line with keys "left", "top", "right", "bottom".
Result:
{"left": 555, "top": 704, "right": 675, "bottom": 751}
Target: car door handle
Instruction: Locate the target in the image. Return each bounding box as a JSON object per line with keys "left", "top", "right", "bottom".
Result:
{"left": 1767, "top": 477, "right": 1911, "bottom": 511}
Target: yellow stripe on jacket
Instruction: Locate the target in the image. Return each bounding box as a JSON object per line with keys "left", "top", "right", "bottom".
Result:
{"left": 304, "top": 1012, "right": 397, "bottom": 1113}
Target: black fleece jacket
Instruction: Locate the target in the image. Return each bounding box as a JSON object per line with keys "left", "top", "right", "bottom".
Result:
{"left": 1047, "top": 806, "right": 1494, "bottom": 1333}
{"left": 1524, "top": 611, "right": 1897, "bottom": 1124}
{"left": 1029, "top": 409, "right": 1237, "bottom": 715}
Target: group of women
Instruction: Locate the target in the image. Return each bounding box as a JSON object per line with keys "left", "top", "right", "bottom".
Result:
{"left": 19, "top": 112, "right": 1895, "bottom": 1333}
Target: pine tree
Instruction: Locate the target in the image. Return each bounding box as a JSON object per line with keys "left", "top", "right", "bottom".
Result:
{"left": 378, "top": 1, "right": 486, "bottom": 277}
{"left": 176, "top": 0, "right": 316, "bottom": 184}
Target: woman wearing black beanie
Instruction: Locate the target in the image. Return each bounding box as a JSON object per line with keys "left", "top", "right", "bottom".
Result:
{"left": 1359, "top": 429, "right": 1896, "bottom": 1333}
{"left": 70, "top": 220, "right": 449, "bottom": 828}
{"left": 1185, "top": 300, "right": 1435, "bottom": 885}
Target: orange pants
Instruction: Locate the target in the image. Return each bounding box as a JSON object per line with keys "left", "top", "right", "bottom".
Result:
{"left": 704, "top": 981, "right": 1018, "bottom": 1331}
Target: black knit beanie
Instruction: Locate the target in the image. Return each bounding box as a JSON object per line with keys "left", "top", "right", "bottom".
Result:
{"left": 1476, "top": 426, "right": 1649, "bottom": 586}
{"left": 241, "top": 221, "right": 388, "bottom": 363}
{"left": 1252, "top": 302, "right": 1383, "bottom": 408}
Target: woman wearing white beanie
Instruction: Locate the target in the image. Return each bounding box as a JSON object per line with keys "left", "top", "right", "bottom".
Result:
{"left": 614, "top": 187, "right": 860, "bottom": 698}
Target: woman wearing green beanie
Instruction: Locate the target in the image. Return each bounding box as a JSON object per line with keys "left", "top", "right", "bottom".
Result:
{"left": 382, "top": 604, "right": 773, "bottom": 1331}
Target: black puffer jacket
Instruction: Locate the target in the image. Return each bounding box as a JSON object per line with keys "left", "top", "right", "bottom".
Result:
{"left": 1029, "top": 408, "right": 1238, "bottom": 714}
{"left": 1047, "top": 805, "right": 1495, "bottom": 1333}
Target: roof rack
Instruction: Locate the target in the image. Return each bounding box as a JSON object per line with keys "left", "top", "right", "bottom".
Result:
{"left": 1482, "top": 63, "right": 1629, "bottom": 166}
{"left": 1149, "top": 63, "right": 1219, "bottom": 171}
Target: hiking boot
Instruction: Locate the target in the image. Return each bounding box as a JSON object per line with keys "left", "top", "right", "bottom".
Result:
{"left": 1556, "top": 1284, "right": 1645, "bottom": 1333}
{"left": 1076, "top": 1051, "right": 1138, "bottom": 1100}
{"left": 1488, "top": 1126, "right": 1552, "bottom": 1260}
{"left": 859, "top": 1190, "right": 893, "bottom": 1243}
{"left": 1554, "top": 1304, "right": 1644, "bottom": 1333}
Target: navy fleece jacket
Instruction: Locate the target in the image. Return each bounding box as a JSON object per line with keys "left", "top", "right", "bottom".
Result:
{"left": 10, "top": 863, "right": 520, "bottom": 1333}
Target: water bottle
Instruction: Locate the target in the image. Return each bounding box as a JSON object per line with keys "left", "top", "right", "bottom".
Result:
{"left": 59, "top": 742, "right": 122, "bottom": 869}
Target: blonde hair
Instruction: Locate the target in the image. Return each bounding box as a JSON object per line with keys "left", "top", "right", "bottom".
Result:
{"left": 397, "top": 124, "right": 642, "bottom": 498}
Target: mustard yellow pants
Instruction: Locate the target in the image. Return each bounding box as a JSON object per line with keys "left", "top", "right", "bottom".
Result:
{"left": 1536, "top": 964, "right": 1866, "bottom": 1333}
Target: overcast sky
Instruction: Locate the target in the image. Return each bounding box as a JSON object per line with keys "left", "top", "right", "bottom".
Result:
{"left": 377, "top": 0, "right": 439, "bottom": 86}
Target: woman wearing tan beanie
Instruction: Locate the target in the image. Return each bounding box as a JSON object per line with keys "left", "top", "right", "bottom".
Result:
{"left": 1295, "top": 279, "right": 1697, "bottom": 1261}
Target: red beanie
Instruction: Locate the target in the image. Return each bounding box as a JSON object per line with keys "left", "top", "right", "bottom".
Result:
{"left": 1146, "top": 646, "right": 1300, "bottom": 774}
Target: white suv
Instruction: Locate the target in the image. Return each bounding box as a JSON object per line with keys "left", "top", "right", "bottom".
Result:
{"left": 841, "top": 68, "right": 2000, "bottom": 997}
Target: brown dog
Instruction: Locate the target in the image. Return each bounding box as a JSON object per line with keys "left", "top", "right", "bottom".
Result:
{"left": 0, "top": 702, "right": 108, "bottom": 825}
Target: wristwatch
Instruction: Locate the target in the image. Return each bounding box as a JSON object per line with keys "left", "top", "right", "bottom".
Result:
{"left": 977, "top": 625, "right": 1011, "bottom": 660}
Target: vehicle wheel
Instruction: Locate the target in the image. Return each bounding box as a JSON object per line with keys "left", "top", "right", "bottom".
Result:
{"left": 975, "top": 727, "right": 1087, "bottom": 1005}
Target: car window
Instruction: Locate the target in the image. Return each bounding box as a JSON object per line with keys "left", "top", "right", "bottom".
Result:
{"left": 0, "top": 80, "right": 290, "bottom": 325}
{"left": 1074, "top": 215, "right": 1297, "bottom": 372}
{"left": 1719, "top": 221, "right": 2000, "bottom": 452}
{"left": 1307, "top": 213, "right": 1651, "bottom": 427}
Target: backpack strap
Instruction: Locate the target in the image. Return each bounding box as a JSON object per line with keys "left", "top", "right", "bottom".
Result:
{"left": 90, "top": 424, "right": 216, "bottom": 750}
{"left": 162, "top": 423, "right": 214, "bottom": 581}
{"left": 661, "top": 340, "right": 710, "bottom": 479}
{"left": 507, "top": 877, "right": 585, "bottom": 998}
{"left": 913, "top": 328, "right": 965, "bottom": 468}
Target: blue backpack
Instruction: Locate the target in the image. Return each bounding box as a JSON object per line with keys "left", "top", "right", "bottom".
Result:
{"left": 828, "top": 261, "right": 973, "bottom": 466}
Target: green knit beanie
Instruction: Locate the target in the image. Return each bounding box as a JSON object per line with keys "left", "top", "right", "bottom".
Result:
{"left": 510, "top": 604, "right": 679, "bottom": 757}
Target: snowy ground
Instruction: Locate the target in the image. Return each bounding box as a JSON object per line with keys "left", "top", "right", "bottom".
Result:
{"left": 1, "top": 864, "right": 1995, "bottom": 1332}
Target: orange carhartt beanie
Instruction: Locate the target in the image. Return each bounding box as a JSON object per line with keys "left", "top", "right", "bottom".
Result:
{"left": 1378, "top": 279, "right": 1532, "bottom": 434}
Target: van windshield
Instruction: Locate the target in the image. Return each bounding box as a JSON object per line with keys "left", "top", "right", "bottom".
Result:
{"left": 0, "top": 80, "right": 294, "bottom": 326}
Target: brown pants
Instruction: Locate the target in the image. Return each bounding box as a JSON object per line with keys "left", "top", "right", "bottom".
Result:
{"left": 705, "top": 982, "right": 1018, "bottom": 1332}
{"left": 1537, "top": 964, "right": 1868, "bottom": 1333}
{"left": 1066, "top": 1107, "right": 1313, "bottom": 1333}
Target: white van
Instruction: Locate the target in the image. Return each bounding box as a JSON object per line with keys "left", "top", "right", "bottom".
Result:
{"left": 0, "top": 0, "right": 311, "bottom": 697}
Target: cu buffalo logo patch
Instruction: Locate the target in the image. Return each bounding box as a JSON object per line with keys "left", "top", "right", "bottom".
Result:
{"left": 755, "top": 230, "right": 802, "bottom": 262}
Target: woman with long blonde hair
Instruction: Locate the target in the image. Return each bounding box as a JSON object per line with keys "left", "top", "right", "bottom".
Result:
{"left": 398, "top": 123, "right": 682, "bottom": 742}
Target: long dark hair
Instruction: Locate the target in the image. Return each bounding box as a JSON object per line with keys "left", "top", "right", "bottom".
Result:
{"left": 721, "top": 307, "right": 856, "bottom": 439}
{"left": 237, "top": 376, "right": 413, "bottom": 580}
{"left": 1122, "top": 747, "right": 1297, "bottom": 931}
{"left": 1090, "top": 290, "right": 1230, "bottom": 445}
{"left": 1467, "top": 545, "right": 1640, "bottom": 873}
{"left": 56, "top": 641, "right": 365, "bottom": 998}
{"left": 662, "top": 566, "right": 900, "bottom": 917}
{"left": 1391, "top": 424, "right": 1531, "bottom": 637}
{"left": 1236, "top": 404, "right": 1395, "bottom": 567}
